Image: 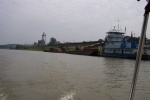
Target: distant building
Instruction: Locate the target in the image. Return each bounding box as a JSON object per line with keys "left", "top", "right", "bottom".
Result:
{"left": 38, "top": 32, "right": 46, "bottom": 46}
{"left": 38, "top": 40, "right": 45, "bottom": 46}
{"left": 34, "top": 42, "right": 37, "bottom": 46}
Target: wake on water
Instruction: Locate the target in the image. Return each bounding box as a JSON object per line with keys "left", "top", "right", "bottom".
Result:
{"left": 0, "top": 88, "right": 8, "bottom": 100}
{"left": 59, "top": 90, "right": 76, "bottom": 100}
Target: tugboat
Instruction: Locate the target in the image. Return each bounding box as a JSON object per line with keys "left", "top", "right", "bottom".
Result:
{"left": 103, "top": 26, "right": 150, "bottom": 60}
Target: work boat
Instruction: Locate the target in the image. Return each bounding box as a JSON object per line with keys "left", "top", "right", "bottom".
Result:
{"left": 103, "top": 27, "right": 150, "bottom": 60}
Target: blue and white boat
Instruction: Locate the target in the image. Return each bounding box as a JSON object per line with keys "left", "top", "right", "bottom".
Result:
{"left": 103, "top": 26, "right": 150, "bottom": 59}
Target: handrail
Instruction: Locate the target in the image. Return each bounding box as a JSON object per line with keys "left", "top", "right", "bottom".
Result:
{"left": 128, "top": 1, "right": 150, "bottom": 100}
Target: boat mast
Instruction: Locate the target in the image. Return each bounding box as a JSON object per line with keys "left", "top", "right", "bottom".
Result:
{"left": 129, "top": 0, "right": 150, "bottom": 100}
{"left": 118, "top": 20, "right": 119, "bottom": 31}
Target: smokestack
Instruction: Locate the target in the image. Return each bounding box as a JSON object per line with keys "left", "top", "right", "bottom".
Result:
{"left": 131, "top": 31, "right": 133, "bottom": 38}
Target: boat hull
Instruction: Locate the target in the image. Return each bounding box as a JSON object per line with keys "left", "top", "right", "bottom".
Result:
{"left": 98, "top": 53, "right": 150, "bottom": 60}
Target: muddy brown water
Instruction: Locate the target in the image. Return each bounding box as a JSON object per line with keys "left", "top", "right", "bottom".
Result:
{"left": 0, "top": 49, "right": 150, "bottom": 100}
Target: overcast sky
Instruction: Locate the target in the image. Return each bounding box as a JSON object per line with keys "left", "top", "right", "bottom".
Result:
{"left": 0, "top": 0, "right": 149, "bottom": 45}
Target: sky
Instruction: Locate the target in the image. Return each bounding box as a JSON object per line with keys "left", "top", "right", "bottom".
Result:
{"left": 0, "top": 0, "right": 149, "bottom": 45}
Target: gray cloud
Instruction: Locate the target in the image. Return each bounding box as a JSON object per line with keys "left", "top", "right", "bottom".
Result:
{"left": 0, "top": 0, "right": 149, "bottom": 45}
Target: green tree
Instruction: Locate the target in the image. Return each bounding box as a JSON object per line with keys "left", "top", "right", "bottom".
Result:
{"left": 49, "top": 37, "right": 57, "bottom": 45}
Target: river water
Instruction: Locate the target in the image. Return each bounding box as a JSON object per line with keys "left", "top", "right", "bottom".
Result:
{"left": 0, "top": 49, "right": 150, "bottom": 100}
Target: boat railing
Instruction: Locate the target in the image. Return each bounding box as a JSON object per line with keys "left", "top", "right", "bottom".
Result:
{"left": 129, "top": 1, "right": 150, "bottom": 100}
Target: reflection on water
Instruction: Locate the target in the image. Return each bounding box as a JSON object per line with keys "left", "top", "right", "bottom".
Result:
{"left": 0, "top": 49, "right": 150, "bottom": 100}
{"left": 103, "top": 58, "right": 134, "bottom": 100}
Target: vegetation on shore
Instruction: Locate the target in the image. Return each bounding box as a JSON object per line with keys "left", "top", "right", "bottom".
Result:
{"left": 22, "top": 43, "right": 98, "bottom": 51}
{"left": 0, "top": 37, "right": 104, "bottom": 51}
